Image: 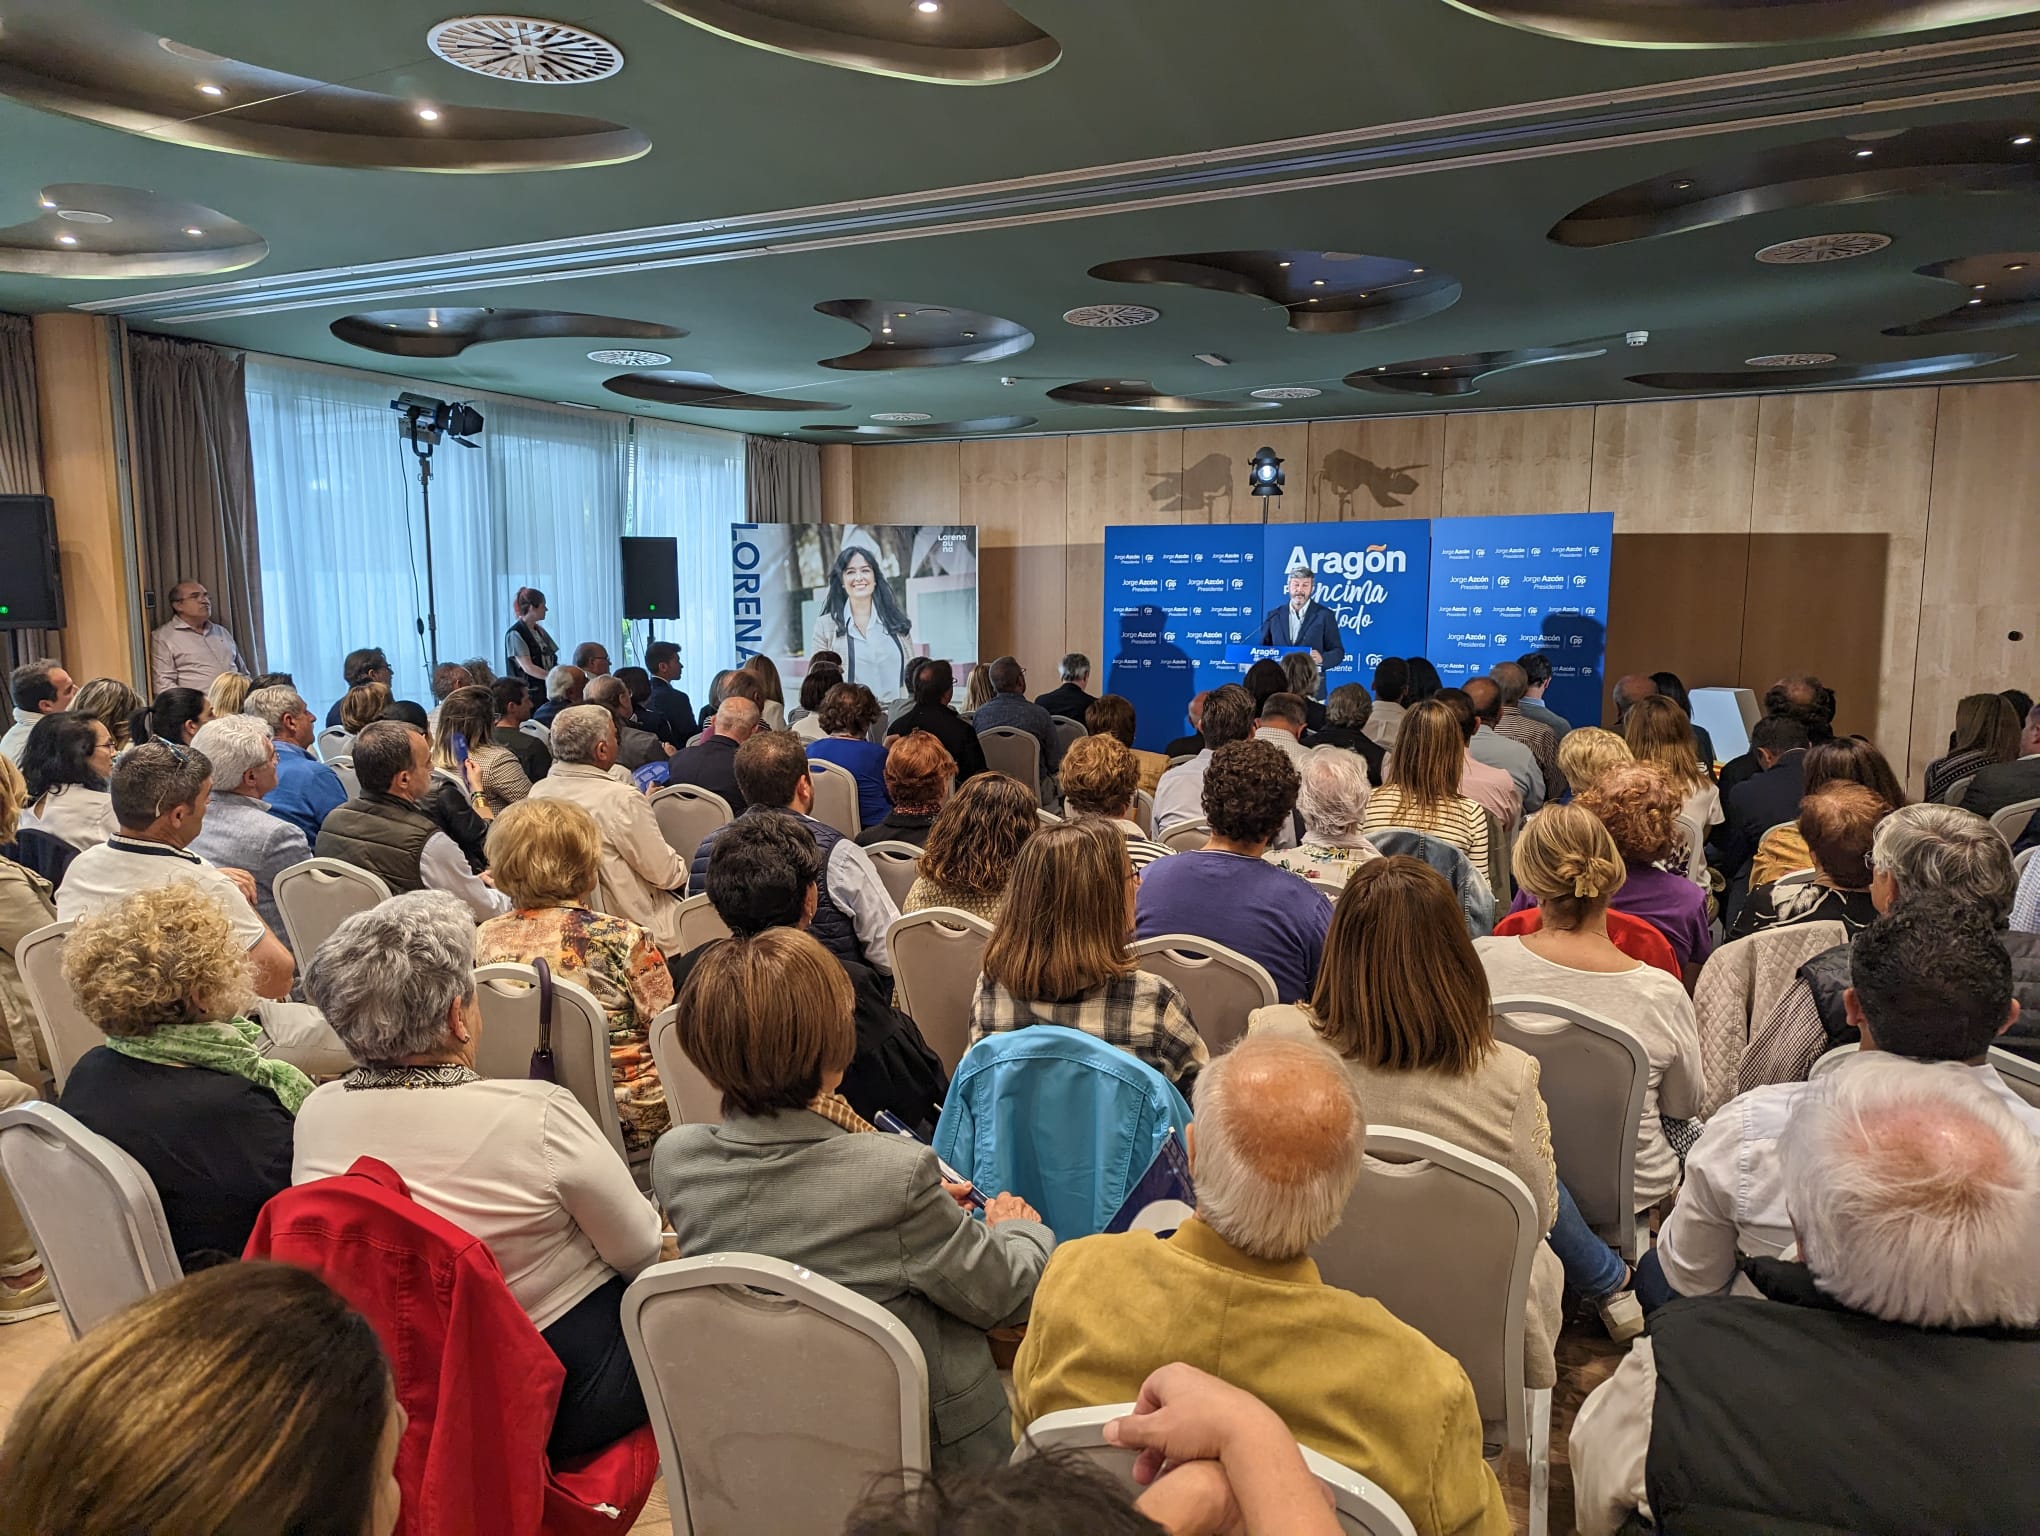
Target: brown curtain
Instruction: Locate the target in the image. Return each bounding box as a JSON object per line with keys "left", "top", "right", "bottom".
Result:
{"left": 745, "top": 435, "right": 821, "bottom": 525}
{"left": 127, "top": 332, "right": 264, "bottom": 673}
{"left": 0, "top": 313, "right": 53, "bottom": 667}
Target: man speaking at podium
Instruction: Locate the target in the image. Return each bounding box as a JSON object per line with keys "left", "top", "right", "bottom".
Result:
{"left": 1256, "top": 562, "right": 1344, "bottom": 696}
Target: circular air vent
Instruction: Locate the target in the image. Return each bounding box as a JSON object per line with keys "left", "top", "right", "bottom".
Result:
{"left": 1250, "top": 386, "right": 1322, "bottom": 400}
{"left": 428, "top": 17, "right": 625, "bottom": 84}
{"left": 1754, "top": 233, "right": 1891, "bottom": 265}
{"left": 1062, "top": 303, "right": 1161, "bottom": 328}
{"left": 1743, "top": 352, "right": 1839, "bottom": 367}
{"left": 870, "top": 411, "right": 933, "bottom": 423}
{"left": 587, "top": 348, "right": 670, "bottom": 367}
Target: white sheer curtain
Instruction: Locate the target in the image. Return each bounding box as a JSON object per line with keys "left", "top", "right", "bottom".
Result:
{"left": 630, "top": 417, "right": 746, "bottom": 693}
{"left": 248, "top": 356, "right": 643, "bottom": 709}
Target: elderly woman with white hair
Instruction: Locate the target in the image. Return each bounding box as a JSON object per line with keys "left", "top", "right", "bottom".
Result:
{"left": 188, "top": 713, "right": 310, "bottom": 943}
{"left": 1742, "top": 801, "right": 2040, "bottom": 1086}
{"left": 1263, "top": 749, "right": 1380, "bottom": 889}
{"left": 292, "top": 890, "right": 661, "bottom": 1460}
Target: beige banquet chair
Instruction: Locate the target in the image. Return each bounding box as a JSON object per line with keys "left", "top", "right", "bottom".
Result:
{"left": 315, "top": 726, "right": 352, "bottom": 763}
{"left": 326, "top": 755, "right": 362, "bottom": 800}
{"left": 470, "top": 963, "right": 631, "bottom": 1163}
{"left": 1132, "top": 788, "right": 1155, "bottom": 837}
{"left": 862, "top": 840, "right": 924, "bottom": 910}
{"left": 647, "top": 1003, "right": 727, "bottom": 1126}
{"left": 805, "top": 757, "right": 863, "bottom": 840}
{"left": 1050, "top": 715, "right": 1087, "bottom": 758}
{"left": 1990, "top": 796, "right": 2040, "bottom": 847}
{"left": 272, "top": 858, "right": 392, "bottom": 966}
{"left": 650, "top": 783, "right": 733, "bottom": 865}
{"left": 0, "top": 1100, "right": 182, "bottom": 1338}
{"left": 886, "top": 907, "right": 994, "bottom": 1075}
{"left": 620, "top": 1253, "right": 930, "bottom": 1536}
{"left": 16, "top": 920, "right": 99, "bottom": 1092}
{"left": 1158, "top": 818, "right": 1211, "bottom": 854}
{"left": 978, "top": 727, "right": 1042, "bottom": 799}
{"left": 1131, "top": 934, "right": 1277, "bottom": 1054}
{"left": 675, "top": 892, "right": 735, "bottom": 954}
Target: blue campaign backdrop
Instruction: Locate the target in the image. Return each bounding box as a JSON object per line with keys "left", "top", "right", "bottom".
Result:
{"left": 1428, "top": 513, "right": 1614, "bottom": 733}
{"left": 1102, "top": 524, "right": 1264, "bottom": 751}
{"left": 1262, "top": 521, "right": 1431, "bottom": 684}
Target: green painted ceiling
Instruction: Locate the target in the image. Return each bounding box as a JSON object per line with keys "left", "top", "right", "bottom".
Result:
{"left": 3, "top": 0, "right": 2037, "bottom": 437}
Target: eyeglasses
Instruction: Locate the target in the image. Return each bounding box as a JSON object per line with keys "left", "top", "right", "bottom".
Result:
{"left": 146, "top": 742, "right": 199, "bottom": 819}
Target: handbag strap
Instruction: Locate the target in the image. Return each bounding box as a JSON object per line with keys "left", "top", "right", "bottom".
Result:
{"left": 533, "top": 956, "right": 554, "bottom": 1055}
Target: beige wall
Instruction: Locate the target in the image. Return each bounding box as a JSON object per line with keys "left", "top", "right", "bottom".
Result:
{"left": 821, "top": 381, "right": 2040, "bottom": 791}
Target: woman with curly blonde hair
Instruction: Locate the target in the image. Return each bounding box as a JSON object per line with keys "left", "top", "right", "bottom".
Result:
{"left": 1556, "top": 725, "right": 1633, "bottom": 797}
{"left": 57, "top": 883, "right": 309, "bottom": 1269}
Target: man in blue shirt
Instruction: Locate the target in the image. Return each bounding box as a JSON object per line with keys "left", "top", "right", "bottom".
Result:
{"left": 973, "top": 656, "right": 1064, "bottom": 780}
{"left": 245, "top": 684, "right": 346, "bottom": 841}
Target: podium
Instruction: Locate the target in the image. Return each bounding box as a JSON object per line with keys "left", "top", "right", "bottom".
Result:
{"left": 1223, "top": 643, "right": 1314, "bottom": 670}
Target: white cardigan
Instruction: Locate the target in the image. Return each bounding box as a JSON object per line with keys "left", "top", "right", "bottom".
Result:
{"left": 293, "top": 1076, "right": 662, "bottom": 1330}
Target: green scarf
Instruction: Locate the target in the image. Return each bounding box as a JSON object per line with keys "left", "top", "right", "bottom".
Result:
{"left": 105, "top": 1018, "right": 315, "bottom": 1115}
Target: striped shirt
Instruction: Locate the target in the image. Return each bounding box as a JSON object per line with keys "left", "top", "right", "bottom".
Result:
{"left": 968, "top": 970, "right": 1206, "bottom": 1085}
{"left": 1110, "top": 818, "right": 1174, "bottom": 872}
{"left": 1360, "top": 787, "right": 1491, "bottom": 873}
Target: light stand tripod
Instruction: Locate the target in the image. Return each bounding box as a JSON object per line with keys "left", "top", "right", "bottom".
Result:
{"left": 390, "top": 392, "right": 484, "bottom": 675}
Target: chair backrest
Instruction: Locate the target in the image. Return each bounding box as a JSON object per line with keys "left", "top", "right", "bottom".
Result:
{"left": 676, "top": 891, "right": 734, "bottom": 953}
{"left": 978, "top": 726, "right": 1041, "bottom": 797}
{"left": 862, "top": 840, "right": 923, "bottom": 910}
{"left": 1036, "top": 806, "right": 1062, "bottom": 825}
{"left": 1317, "top": 1126, "right": 1540, "bottom": 1457}
{"left": 805, "top": 758, "right": 862, "bottom": 839}
{"left": 2015, "top": 844, "right": 2036, "bottom": 879}
{"left": 327, "top": 755, "right": 362, "bottom": 799}
{"left": 272, "top": 858, "right": 391, "bottom": 966}
{"left": 650, "top": 784, "right": 733, "bottom": 863}
{"left": 647, "top": 1003, "right": 726, "bottom": 1126}
{"left": 315, "top": 726, "right": 352, "bottom": 763}
{"left": 1131, "top": 934, "right": 1277, "bottom": 1053}
{"left": 1482, "top": 807, "right": 1510, "bottom": 903}
{"left": 1307, "top": 874, "right": 1344, "bottom": 898}
{"left": 1016, "top": 1406, "right": 1417, "bottom": 1536}
{"left": 520, "top": 717, "right": 552, "bottom": 745}
{"left": 1937, "top": 773, "right": 1977, "bottom": 807}
{"left": 1165, "top": 752, "right": 1197, "bottom": 769}
{"left": 1363, "top": 827, "right": 1496, "bottom": 938}
{"left": 1158, "top": 817, "right": 1210, "bottom": 854}
{"left": 1050, "top": 715, "right": 1087, "bottom": 755}
{"left": 1490, "top": 994, "right": 1648, "bottom": 1254}
{"left": 620, "top": 1254, "right": 930, "bottom": 1536}
{"left": 0, "top": 1100, "right": 181, "bottom": 1337}
{"left": 471, "top": 964, "right": 630, "bottom": 1161}
{"left": 1132, "top": 788, "right": 1154, "bottom": 836}
{"left": 1991, "top": 796, "right": 2040, "bottom": 846}
{"left": 16, "top": 920, "right": 99, "bottom": 1092}
{"left": 885, "top": 906, "right": 994, "bottom": 1074}
{"left": 1989, "top": 1045, "right": 2040, "bottom": 1109}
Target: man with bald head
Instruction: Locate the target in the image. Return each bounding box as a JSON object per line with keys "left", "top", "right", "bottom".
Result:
{"left": 1610, "top": 672, "right": 1658, "bottom": 723}
{"left": 1014, "top": 1036, "right": 1509, "bottom": 1536}
{"left": 658, "top": 695, "right": 762, "bottom": 808}
{"left": 1573, "top": 1054, "right": 2040, "bottom": 1534}
{"left": 1464, "top": 675, "right": 1544, "bottom": 815}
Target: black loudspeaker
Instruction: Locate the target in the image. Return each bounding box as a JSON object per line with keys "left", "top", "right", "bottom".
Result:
{"left": 621, "top": 536, "right": 680, "bottom": 620}
{"left": 0, "top": 495, "right": 63, "bottom": 630}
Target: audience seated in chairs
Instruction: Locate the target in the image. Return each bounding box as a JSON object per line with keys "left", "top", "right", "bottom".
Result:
{"left": 1058, "top": 735, "right": 1172, "bottom": 871}
{"left": 0, "top": 1262, "right": 402, "bottom": 1536}
{"left": 245, "top": 684, "right": 348, "bottom": 840}
{"left": 533, "top": 665, "right": 586, "bottom": 728}
{"left": 130, "top": 688, "right": 212, "bottom": 752}
{"left": 1137, "top": 740, "right": 1328, "bottom": 1007}
{"left": 1363, "top": 657, "right": 1411, "bottom": 751}
{"left": 1572, "top": 1055, "right": 2040, "bottom": 1536}
{"left": 1034, "top": 651, "right": 1097, "bottom": 725}
{"left": 189, "top": 714, "right": 310, "bottom": 944}
{"left": 1924, "top": 691, "right": 2022, "bottom": 804}
{"left": 1436, "top": 687, "right": 1521, "bottom": 835}
{"left": 807, "top": 683, "right": 894, "bottom": 829}
{"left": 474, "top": 797, "right": 673, "bottom": 1157}
{"left": 1753, "top": 805, "right": 2040, "bottom": 1086}
{"left": 1748, "top": 736, "right": 1907, "bottom": 888}
{"left": 1160, "top": 688, "right": 1207, "bottom": 762}
{"left": 207, "top": 671, "right": 252, "bottom": 724}
{"left": 659, "top": 695, "right": 763, "bottom": 804}
{"left": 903, "top": 771, "right": 1039, "bottom": 923}
{"left": 1012, "top": 1034, "right": 1510, "bottom": 1536}
{"left": 0, "top": 755, "right": 57, "bottom": 1077}
{"left": 1252, "top": 692, "right": 1313, "bottom": 767}
{"left": 314, "top": 721, "right": 508, "bottom": 923}
{"left": 1957, "top": 701, "right": 2040, "bottom": 825}
{"left": 19, "top": 713, "right": 117, "bottom": 851}
{"left": 1463, "top": 676, "right": 1544, "bottom": 816}
{"left": 69, "top": 676, "right": 144, "bottom": 753}
{"left": 1555, "top": 725, "right": 1632, "bottom": 799}
{"left": 858, "top": 730, "right": 955, "bottom": 850}
{"left": 1, "top": 659, "right": 76, "bottom": 766}
{"left": 1263, "top": 748, "right": 1380, "bottom": 889}
{"left": 974, "top": 657, "right": 1064, "bottom": 781}
{"left": 1360, "top": 698, "right": 1493, "bottom": 874}
{"left": 432, "top": 684, "right": 533, "bottom": 811}
{"left": 963, "top": 661, "right": 996, "bottom": 716}
{"left": 58, "top": 884, "right": 310, "bottom": 1270}
{"left": 673, "top": 811, "right": 946, "bottom": 1130}
{"left": 1488, "top": 661, "right": 1564, "bottom": 801}
{"left": 1726, "top": 782, "right": 1888, "bottom": 943}
{"left": 1151, "top": 683, "right": 1256, "bottom": 838}
{"left": 1305, "top": 681, "right": 1386, "bottom": 785}
{"left": 1083, "top": 693, "right": 1170, "bottom": 794}
{"left": 791, "top": 660, "right": 844, "bottom": 741}
{"left": 1248, "top": 855, "right": 1566, "bottom": 1374}
{"left": 1475, "top": 804, "right": 1703, "bottom": 1220}
{"left": 58, "top": 742, "right": 297, "bottom": 1002}
{"left": 296, "top": 891, "right": 659, "bottom": 1459}
{"left": 527, "top": 705, "right": 691, "bottom": 956}
{"left": 1622, "top": 695, "right": 1719, "bottom": 881}
{"left": 337, "top": 681, "right": 391, "bottom": 739}
{"left": 640, "top": 641, "right": 695, "bottom": 745}
{"left": 970, "top": 818, "right": 1205, "bottom": 1087}
{"left": 585, "top": 676, "right": 668, "bottom": 774}
{"left": 1241, "top": 658, "right": 1287, "bottom": 718}
{"left": 1656, "top": 904, "right": 2040, "bottom": 1311}
{"left": 652, "top": 926, "right": 1051, "bottom": 1471}
{"left": 739, "top": 654, "right": 788, "bottom": 733}
{"left": 325, "top": 647, "right": 393, "bottom": 728}
{"left": 888, "top": 660, "right": 989, "bottom": 782}
{"left": 490, "top": 676, "right": 554, "bottom": 782}
{"left": 1712, "top": 713, "right": 1812, "bottom": 887}
{"left": 688, "top": 731, "right": 900, "bottom": 973}
{"left": 1718, "top": 673, "right": 1835, "bottom": 805}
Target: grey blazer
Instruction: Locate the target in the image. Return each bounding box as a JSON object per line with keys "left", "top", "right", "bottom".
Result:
{"left": 652, "top": 1109, "right": 1054, "bottom": 1470}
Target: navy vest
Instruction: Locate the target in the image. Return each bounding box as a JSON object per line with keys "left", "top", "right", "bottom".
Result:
{"left": 689, "top": 807, "right": 861, "bottom": 968}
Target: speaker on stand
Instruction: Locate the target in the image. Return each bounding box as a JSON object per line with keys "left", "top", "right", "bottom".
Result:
{"left": 0, "top": 495, "right": 65, "bottom": 632}
{"left": 621, "top": 536, "right": 681, "bottom": 658}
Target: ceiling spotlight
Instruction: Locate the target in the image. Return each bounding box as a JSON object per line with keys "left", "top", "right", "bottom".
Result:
{"left": 1854, "top": 148, "right": 1874, "bottom": 158}
{"left": 2008, "top": 262, "right": 2029, "bottom": 272}
{"left": 1277, "top": 260, "right": 1292, "bottom": 268}
{"left": 2015, "top": 134, "right": 2035, "bottom": 146}
{"left": 37, "top": 197, "right": 55, "bottom": 209}
{"left": 914, "top": 0, "right": 941, "bottom": 12}
{"left": 1411, "top": 267, "right": 1425, "bottom": 274}
{"left": 1673, "top": 179, "right": 1694, "bottom": 190}
{"left": 417, "top": 107, "right": 441, "bottom": 122}
{"left": 183, "top": 226, "right": 203, "bottom": 237}
{"left": 426, "top": 317, "right": 441, "bottom": 328}
{"left": 1969, "top": 297, "right": 1984, "bottom": 305}
{"left": 1311, "top": 279, "right": 1326, "bottom": 286}
{"left": 1248, "top": 445, "right": 1285, "bottom": 499}
{"left": 56, "top": 234, "right": 76, "bottom": 245}
{"left": 197, "top": 83, "right": 224, "bottom": 97}
{"left": 1974, "top": 283, "right": 1989, "bottom": 291}
{"left": 961, "top": 330, "right": 976, "bottom": 339}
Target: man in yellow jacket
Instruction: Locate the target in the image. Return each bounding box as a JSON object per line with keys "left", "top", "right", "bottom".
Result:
{"left": 1013, "top": 1035, "right": 1509, "bottom": 1536}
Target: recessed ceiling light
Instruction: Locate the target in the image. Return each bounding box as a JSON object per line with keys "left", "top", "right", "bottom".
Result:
{"left": 1277, "top": 260, "right": 1292, "bottom": 268}
{"left": 426, "top": 317, "right": 440, "bottom": 328}
{"left": 37, "top": 197, "right": 55, "bottom": 209}
{"left": 914, "top": 0, "right": 940, "bottom": 11}
{"left": 184, "top": 226, "right": 203, "bottom": 237}
{"left": 1307, "top": 297, "right": 1319, "bottom": 303}
{"left": 2015, "top": 134, "right": 2035, "bottom": 146}
{"left": 1854, "top": 148, "right": 1874, "bottom": 158}
{"left": 417, "top": 107, "right": 441, "bottom": 122}
{"left": 1672, "top": 179, "right": 1694, "bottom": 190}
{"left": 2008, "top": 262, "right": 2029, "bottom": 272}
{"left": 197, "top": 83, "right": 224, "bottom": 97}
{"left": 1311, "top": 279, "right": 1326, "bottom": 286}
{"left": 1969, "top": 297, "right": 1984, "bottom": 305}
{"left": 1974, "top": 283, "right": 1988, "bottom": 291}
{"left": 56, "top": 234, "right": 76, "bottom": 245}
{"left": 1411, "top": 267, "right": 1425, "bottom": 274}
{"left": 961, "top": 331, "right": 976, "bottom": 338}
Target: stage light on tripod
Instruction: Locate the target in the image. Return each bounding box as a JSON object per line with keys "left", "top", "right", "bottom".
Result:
{"left": 1248, "top": 446, "right": 1285, "bottom": 499}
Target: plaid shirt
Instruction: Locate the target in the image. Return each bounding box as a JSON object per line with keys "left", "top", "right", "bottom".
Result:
{"left": 968, "top": 970, "right": 1207, "bottom": 1085}
{"left": 1495, "top": 707, "right": 1566, "bottom": 800}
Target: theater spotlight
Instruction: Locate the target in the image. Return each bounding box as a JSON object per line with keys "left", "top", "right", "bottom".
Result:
{"left": 1248, "top": 445, "right": 1285, "bottom": 498}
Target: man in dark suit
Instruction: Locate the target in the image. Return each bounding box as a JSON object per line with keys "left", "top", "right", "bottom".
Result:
{"left": 1719, "top": 674, "right": 1835, "bottom": 801}
{"left": 643, "top": 641, "right": 696, "bottom": 744}
{"left": 663, "top": 697, "right": 761, "bottom": 812}
{"left": 1033, "top": 653, "right": 1096, "bottom": 724}
{"left": 1959, "top": 704, "right": 2040, "bottom": 829}
{"left": 1711, "top": 715, "right": 1812, "bottom": 892}
{"left": 1255, "top": 564, "right": 1344, "bottom": 697}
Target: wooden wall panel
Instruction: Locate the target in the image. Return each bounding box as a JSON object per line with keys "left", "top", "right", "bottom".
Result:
{"left": 1063, "top": 431, "right": 1183, "bottom": 670}
{"left": 960, "top": 436, "right": 1068, "bottom": 674}
{"left": 852, "top": 441, "right": 960, "bottom": 527}
{"left": 1303, "top": 416, "right": 1446, "bottom": 523}
{"left": 1908, "top": 380, "right": 2040, "bottom": 786}
{"left": 1181, "top": 424, "right": 1310, "bottom": 525}
{"left": 819, "top": 443, "right": 856, "bottom": 524}
{"left": 1589, "top": 398, "right": 1759, "bottom": 534}
{"left": 1604, "top": 532, "right": 1753, "bottom": 729}
{"left": 1748, "top": 388, "right": 1937, "bottom": 760}
{"left": 1441, "top": 407, "right": 1595, "bottom": 518}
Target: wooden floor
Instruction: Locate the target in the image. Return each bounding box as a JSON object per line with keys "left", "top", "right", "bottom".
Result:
{"left": 0, "top": 1302, "right": 1626, "bottom": 1535}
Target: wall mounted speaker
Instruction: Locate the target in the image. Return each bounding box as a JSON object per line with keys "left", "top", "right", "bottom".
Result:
{"left": 621, "top": 535, "right": 680, "bottom": 620}
{"left": 0, "top": 496, "right": 63, "bottom": 630}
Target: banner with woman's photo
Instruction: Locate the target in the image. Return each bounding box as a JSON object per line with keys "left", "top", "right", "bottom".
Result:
{"left": 729, "top": 523, "right": 980, "bottom": 707}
